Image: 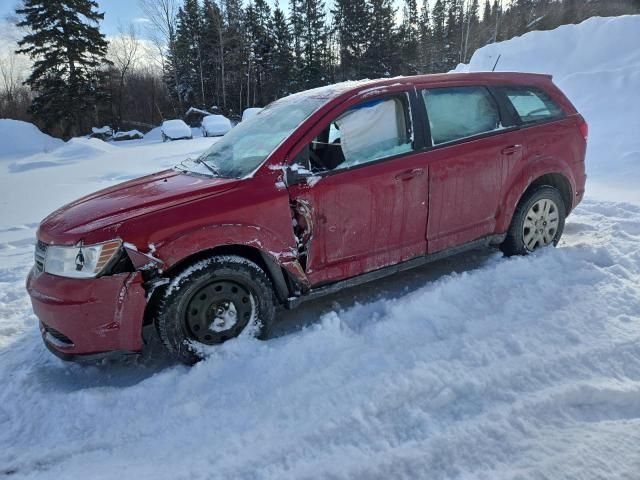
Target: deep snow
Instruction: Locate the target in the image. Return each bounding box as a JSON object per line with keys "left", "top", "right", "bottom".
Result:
{"left": 1, "top": 15, "right": 640, "bottom": 480}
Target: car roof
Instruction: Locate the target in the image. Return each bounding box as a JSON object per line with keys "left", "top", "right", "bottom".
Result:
{"left": 288, "top": 72, "right": 554, "bottom": 103}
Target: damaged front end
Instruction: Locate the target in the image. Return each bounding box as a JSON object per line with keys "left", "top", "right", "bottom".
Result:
{"left": 122, "top": 243, "right": 168, "bottom": 297}
{"left": 291, "top": 198, "right": 313, "bottom": 271}
{"left": 26, "top": 240, "right": 169, "bottom": 360}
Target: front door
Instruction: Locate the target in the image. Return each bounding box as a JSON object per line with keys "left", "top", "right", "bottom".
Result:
{"left": 286, "top": 93, "right": 429, "bottom": 286}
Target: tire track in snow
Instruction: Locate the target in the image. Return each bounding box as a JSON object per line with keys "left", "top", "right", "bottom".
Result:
{"left": 1, "top": 201, "right": 639, "bottom": 479}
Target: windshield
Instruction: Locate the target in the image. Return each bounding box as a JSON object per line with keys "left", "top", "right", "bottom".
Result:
{"left": 192, "top": 96, "right": 327, "bottom": 178}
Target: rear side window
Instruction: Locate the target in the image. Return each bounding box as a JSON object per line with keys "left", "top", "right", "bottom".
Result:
{"left": 422, "top": 86, "right": 501, "bottom": 145}
{"left": 502, "top": 86, "right": 564, "bottom": 125}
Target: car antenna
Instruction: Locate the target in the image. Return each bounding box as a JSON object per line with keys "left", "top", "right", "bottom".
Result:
{"left": 492, "top": 54, "right": 502, "bottom": 72}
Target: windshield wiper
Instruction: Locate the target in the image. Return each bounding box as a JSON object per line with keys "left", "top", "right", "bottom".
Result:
{"left": 191, "top": 157, "right": 219, "bottom": 176}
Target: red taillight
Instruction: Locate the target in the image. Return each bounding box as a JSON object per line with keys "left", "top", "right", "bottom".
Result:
{"left": 578, "top": 116, "right": 589, "bottom": 142}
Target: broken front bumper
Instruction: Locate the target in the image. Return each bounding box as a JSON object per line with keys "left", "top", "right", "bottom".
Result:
{"left": 26, "top": 268, "right": 147, "bottom": 360}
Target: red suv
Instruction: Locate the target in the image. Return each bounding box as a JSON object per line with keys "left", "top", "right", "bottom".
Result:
{"left": 27, "top": 73, "right": 587, "bottom": 364}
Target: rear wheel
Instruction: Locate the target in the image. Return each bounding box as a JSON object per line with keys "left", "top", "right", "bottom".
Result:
{"left": 155, "top": 255, "right": 276, "bottom": 364}
{"left": 500, "top": 186, "right": 566, "bottom": 256}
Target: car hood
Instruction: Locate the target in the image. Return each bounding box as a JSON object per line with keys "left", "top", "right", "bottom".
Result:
{"left": 38, "top": 169, "right": 238, "bottom": 244}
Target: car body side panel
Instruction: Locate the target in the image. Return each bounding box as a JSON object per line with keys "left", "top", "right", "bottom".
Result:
{"left": 288, "top": 156, "right": 429, "bottom": 287}
{"left": 423, "top": 130, "right": 525, "bottom": 253}
{"left": 112, "top": 173, "right": 302, "bottom": 278}
{"left": 282, "top": 85, "right": 430, "bottom": 287}
{"left": 495, "top": 156, "right": 580, "bottom": 234}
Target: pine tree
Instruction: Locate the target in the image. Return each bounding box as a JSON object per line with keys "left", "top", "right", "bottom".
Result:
{"left": 295, "top": 0, "right": 328, "bottom": 88}
{"left": 289, "top": 0, "right": 305, "bottom": 90}
{"left": 562, "top": 0, "right": 580, "bottom": 24}
{"left": 462, "top": 0, "right": 480, "bottom": 62}
{"left": 445, "top": 0, "right": 464, "bottom": 69}
{"left": 399, "top": 0, "right": 420, "bottom": 75}
{"left": 513, "top": 0, "right": 535, "bottom": 35}
{"left": 244, "top": 0, "right": 273, "bottom": 106}
{"left": 222, "top": 0, "right": 248, "bottom": 115}
{"left": 480, "top": 0, "right": 493, "bottom": 44}
{"left": 15, "top": 0, "right": 111, "bottom": 138}
{"left": 364, "top": 0, "right": 398, "bottom": 78}
{"left": 174, "top": 0, "right": 205, "bottom": 107}
{"left": 418, "top": 0, "right": 433, "bottom": 72}
{"left": 201, "top": 0, "right": 224, "bottom": 108}
{"left": 431, "top": 0, "right": 448, "bottom": 71}
{"left": 491, "top": 0, "right": 503, "bottom": 42}
{"left": 270, "top": 5, "right": 294, "bottom": 97}
{"left": 332, "top": 0, "right": 371, "bottom": 80}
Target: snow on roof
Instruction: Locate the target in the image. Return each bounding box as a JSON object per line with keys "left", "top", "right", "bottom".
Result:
{"left": 91, "top": 126, "right": 112, "bottom": 134}
{"left": 113, "top": 130, "right": 144, "bottom": 139}
{"left": 202, "top": 115, "right": 231, "bottom": 127}
{"left": 186, "top": 107, "right": 212, "bottom": 116}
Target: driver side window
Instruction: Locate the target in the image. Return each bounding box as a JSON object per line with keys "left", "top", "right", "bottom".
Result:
{"left": 307, "top": 94, "right": 414, "bottom": 173}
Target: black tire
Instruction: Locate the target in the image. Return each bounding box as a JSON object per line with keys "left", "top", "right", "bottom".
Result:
{"left": 500, "top": 185, "right": 566, "bottom": 256}
{"left": 162, "top": 133, "right": 168, "bottom": 142}
{"left": 155, "top": 255, "right": 276, "bottom": 365}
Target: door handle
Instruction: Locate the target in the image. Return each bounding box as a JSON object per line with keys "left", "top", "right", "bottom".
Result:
{"left": 501, "top": 145, "right": 523, "bottom": 155}
{"left": 394, "top": 168, "right": 424, "bottom": 181}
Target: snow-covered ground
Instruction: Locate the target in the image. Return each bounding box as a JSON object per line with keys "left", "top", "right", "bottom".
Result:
{"left": 1, "top": 15, "right": 640, "bottom": 479}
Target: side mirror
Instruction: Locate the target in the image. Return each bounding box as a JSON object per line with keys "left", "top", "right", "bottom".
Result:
{"left": 285, "top": 145, "right": 312, "bottom": 186}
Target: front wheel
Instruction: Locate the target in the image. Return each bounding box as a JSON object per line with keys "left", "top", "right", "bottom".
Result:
{"left": 500, "top": 186, "right": 566, "bottom": 256}
{"left": 155, "top": 255, "right": 276, "bottom": 364}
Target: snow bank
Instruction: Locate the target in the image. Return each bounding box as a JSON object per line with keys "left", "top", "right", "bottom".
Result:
{"left": 0, "top": 119, "right": 63, "bottom": 160}
{"left": 7, "top": 137, "right": 116, "bottom": 173}
{"left": 455, "top": 15, "right": 640, "bottom": 203}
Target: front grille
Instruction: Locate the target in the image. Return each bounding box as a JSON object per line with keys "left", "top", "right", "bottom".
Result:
{"left": 34, "top": 240, "right": 48, "bottom": 272}
{"left": 43, "top": 324, "right": 74, "bottom": 347}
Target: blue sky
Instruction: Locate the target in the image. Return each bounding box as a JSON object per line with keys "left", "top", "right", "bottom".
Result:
{"left": 2, "top": 1, "right": 150, "bottom": 38}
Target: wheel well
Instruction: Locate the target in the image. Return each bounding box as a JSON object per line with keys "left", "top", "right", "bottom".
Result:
{"left": 524, "top": 173, "right": 573, "bottom": 214}
{"left": 143, "top": 244, "right": 293, "bottom": 326}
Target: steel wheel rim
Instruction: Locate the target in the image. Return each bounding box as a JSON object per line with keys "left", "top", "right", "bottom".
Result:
{"left": 523, "top": 198, "right": 560, "bottom": 251}
{"left": 184, "top": 280, "right": 254, "bottom": 345}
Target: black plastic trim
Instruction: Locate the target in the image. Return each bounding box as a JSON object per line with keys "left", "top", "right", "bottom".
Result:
{"left": 42, "top": 339, "right": 139, "bottom": 363}
{"left": 259, "top": 251, "right": 290, "bottom": 303}
{"left": 286, "top": 234, "right": 506, "bottom": 308}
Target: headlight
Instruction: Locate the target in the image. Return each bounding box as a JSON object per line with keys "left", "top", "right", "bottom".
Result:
{"left": 43, "top": 240, "right": 122, "bottom": 278}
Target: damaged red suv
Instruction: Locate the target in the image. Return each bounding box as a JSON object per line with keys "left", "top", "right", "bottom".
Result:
{"left": 27, "top": 73, "right": 587, "bottom": 364}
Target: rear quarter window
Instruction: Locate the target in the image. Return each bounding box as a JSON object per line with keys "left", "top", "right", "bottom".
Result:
{"left": 502, "top": 86, "right": 565, "bottom": 125}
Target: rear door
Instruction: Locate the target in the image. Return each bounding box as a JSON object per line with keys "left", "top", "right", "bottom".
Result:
{"left": 416, "top": 85, "right": 525, "bottom": 252}
{"left": 498, "top": 84, "right": 578, "bottom": 164}
{"left": 286, "top": 90, "right": 430, "bottom": 286}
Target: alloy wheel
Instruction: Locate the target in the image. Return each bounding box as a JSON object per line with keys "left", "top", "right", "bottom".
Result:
{"left": 523, "top": 198, "right": 560, "bottom": 251}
